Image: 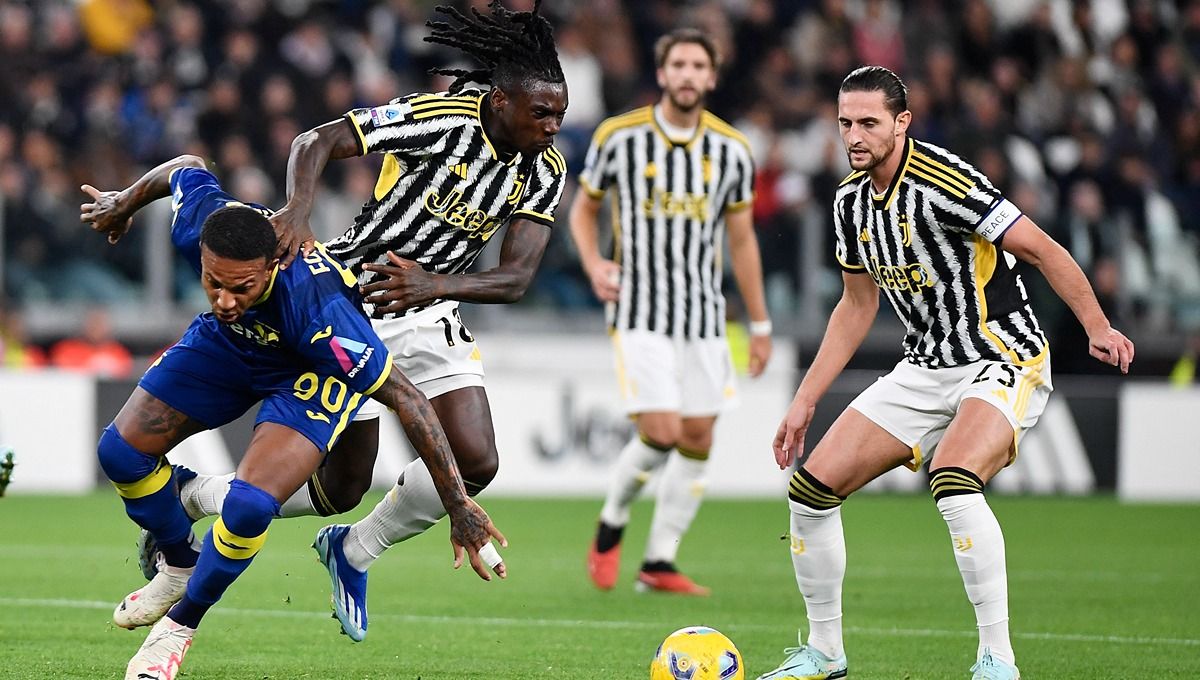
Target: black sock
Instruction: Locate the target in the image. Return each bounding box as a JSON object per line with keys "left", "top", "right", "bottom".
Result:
{"left": 595, "top": 521, "right": 624, "bottom": 553}
{"left": 640, "top": 560, "right": 676, "bottom": 573}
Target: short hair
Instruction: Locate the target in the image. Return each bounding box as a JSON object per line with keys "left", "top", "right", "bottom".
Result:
{"left": 425, "top": 0, "right": 564, "bottom": 95}
{"left": 840, "top": 66, "right": 909, "bottom": 117}
{"left": 654, "top": 28, "right": 721, "bottom": 71}
{"left": 200, "top": 205, "right": 277, "bottom": 262}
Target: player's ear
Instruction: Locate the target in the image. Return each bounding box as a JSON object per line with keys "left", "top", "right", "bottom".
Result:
{"left": 895, "top": 109, "right": 912, "bottom": 137}
{"left": 490, "top": 87, "right": 509, "bottom": 112}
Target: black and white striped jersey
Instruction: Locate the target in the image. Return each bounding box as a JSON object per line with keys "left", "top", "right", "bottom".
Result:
{"left": 324, "top": 89, "right": 567, "bottom": 318}
{"left": 579, "top": 105, "right": 755, "bottom": 339}
{"left": 833, "top": 138, "right": 1047, "bottom": 368}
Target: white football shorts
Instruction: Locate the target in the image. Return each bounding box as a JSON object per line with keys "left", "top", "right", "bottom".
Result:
{"left": 611, "top": 329, "right": 737, "bottom": 417}
{"left": 849, "top": 351, "right": 1053, "bottom": 469}
{"left": 353, "top": 301, "right": 484, "bottom": 421}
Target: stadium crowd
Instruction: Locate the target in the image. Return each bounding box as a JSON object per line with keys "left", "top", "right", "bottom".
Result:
{"left": 1, "top": 0, "right": 1199, "bottom": 370}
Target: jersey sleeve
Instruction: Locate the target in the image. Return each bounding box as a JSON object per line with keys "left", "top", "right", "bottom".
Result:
{"left": 343, "top": 92, "right": 466, "bottom": 156}
{"left": 169, "top": 167, "right": 274, "bottom": 275}
{"left": 725, "top": 142, "right": 756, "bottom": 211}
{"left": 296, "top": 298, "right": 393, "bottom": 396}
{"left": 832, "top": 194, "right": 865, "bottom": 272}
{"left": 168, "top": 167, "right": 235, "bottom": 275}
{"left": 578, "top": 128, "right": 614, "bottom": 198}
{"left": 918, "top": 150, "right": 1022, "bottom": 242}
{"left": 513, "top": 148, "right": 567, "bottom": 227}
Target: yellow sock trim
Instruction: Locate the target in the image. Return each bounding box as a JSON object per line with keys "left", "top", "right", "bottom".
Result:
{"left": 212, "top": 517, "right": 268, "bottom": 560}
{"left": 676, "top": 445, "right": 709, "bottom": 461}
{"left": 112, "top": 458, "right": 172, "bottom": 499}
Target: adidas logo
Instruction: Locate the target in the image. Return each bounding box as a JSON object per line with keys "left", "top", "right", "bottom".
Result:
{"left": 449, "top": 163, "right": 469, "bottom": 180}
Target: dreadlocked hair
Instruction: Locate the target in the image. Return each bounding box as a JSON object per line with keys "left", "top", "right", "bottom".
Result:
{"left": 425, "top": 0, "right": 564, "bottom": 94}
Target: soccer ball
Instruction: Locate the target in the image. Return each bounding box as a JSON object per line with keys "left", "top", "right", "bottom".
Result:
{"left": 650, "top": 626, "right": 744, "bottom": 680}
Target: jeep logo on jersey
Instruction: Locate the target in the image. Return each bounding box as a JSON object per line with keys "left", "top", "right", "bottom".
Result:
{"left": 423, "top": 188, "right": 503, "bottom": 240}
{"left": 330, "top": 335, "right": 375, "bottom": 378}
{"left": 640, "top": 188, "right": 709, "bottom": 222}
{"left": 866, "top": 256, "right": 936, "bottom": 293}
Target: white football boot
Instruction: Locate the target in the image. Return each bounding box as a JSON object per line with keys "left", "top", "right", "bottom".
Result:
{"left": 124, "top": 616, "right": 194, "bottom": 680}
{"left": 113, "top": 554, "right": 192, "bottom": 629}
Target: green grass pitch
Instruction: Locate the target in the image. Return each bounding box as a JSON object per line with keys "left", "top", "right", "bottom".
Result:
{"left": 0, "top": 493, "right": 1196, "bottom": 678}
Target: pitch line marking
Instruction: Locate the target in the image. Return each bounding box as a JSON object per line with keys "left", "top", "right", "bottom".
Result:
{"left": 3, "top": 597, "right": 1197, "bottom": 648}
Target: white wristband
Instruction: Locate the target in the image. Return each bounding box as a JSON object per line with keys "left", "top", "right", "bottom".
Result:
{"left": 749, "top": 320, "right": 773, "bottom": 337}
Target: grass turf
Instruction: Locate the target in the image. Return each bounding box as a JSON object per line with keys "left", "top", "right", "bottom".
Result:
{"left": 0, "top": 493, "right": 1196, "bottom": 678}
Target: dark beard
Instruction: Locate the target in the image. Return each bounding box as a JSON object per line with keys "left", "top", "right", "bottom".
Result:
{"left": 667, "top": 89, "right": 704, "bottom": 112}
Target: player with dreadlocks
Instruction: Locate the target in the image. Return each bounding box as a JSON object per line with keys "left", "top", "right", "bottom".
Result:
{"left": 156, "top": 1, "right": 569, "bottom": 643}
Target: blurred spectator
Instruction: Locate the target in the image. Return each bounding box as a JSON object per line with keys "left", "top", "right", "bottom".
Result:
{"left": 0, "top": 304, "right": 45, "bottom": 369}
{"left": 48, "top": 308, "right": 133, "bottom": 377}
{"left": 0, "top": 0, "right": 1194, "bottom": 351}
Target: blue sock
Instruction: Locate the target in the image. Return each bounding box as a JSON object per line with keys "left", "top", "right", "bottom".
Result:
{"left": 98, "top": 424, "right": 197, "bottom": 569}
{"left": 169, "top": 479, "right": 279, "bottom": 628}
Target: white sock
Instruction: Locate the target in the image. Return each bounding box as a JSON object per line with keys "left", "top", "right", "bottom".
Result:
{"left": 937, "top": 494, "right": 1014, "bottom": 666}
{"left": 643, "top": 452, "right": 706, "bottom": 564}
{"left": 788, "top": 500, "right": 846, "bottom": 659}
{"left": 178, "top": 472, "right": 320, "bottom": 519}
{"left": 599, "top": 435, "right": 670, "bottom": 528}
{"left": 178, "top": 473, "right": 234, "bottom": 520}
{"left": 278, "top": 480, "right": 320, "bottom": 518}
{"left": 343, "top": 459, "right": 444, "bottom": 572}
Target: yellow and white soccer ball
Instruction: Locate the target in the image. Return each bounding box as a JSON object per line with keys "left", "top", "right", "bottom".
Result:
{"left": 650, "top": 626, "right": 744, "bottom": 680}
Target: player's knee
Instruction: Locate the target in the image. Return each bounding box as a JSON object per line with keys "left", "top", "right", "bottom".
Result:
{"left": 788, "top": 466, "right": 845, "bottom": 512}
{"left": 215, "top": 479, "right": 280, "bottom": 560}
{"left": 98, "top": 424, "right": 169, "bottom": 492}
{"left": 461, "top": 453, "right": 499, "bottom": 496}
{"left": 311, "top": 472, "right": 371, "bottom": 516}
{"left": 636, "top": 432, "right": 675, "bottom": 453}
{"left": 928, "top": 466, "right": 985, "bottom": 504}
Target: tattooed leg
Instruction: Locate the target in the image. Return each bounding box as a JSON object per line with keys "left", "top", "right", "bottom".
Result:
{"left": 102, "top": 388, "right": 208, "bottom": 572}
{"left": 113, "top": 387, "right": 208, "bottom": 456}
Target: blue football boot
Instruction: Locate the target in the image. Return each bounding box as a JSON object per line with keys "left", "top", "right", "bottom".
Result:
{"left": 313, "top": 524, "right": 369, "bottom": 642}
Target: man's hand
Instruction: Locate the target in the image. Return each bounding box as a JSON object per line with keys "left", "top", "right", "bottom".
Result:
{"left": 748, "top": 335, "right": 772, "bottom": 378}
{"left": 584, "top": 259, "right": 621, "bottom": 303}
{"left": 448, "top": 497, "right": 508, "bottom": 581}
{"left": 1088, "top": 325, "right": 1135, "bottom": 374}
{"left": 79, "top": 184, "right": 134, "bottom": 244}
{"left": 773, "top": 392, "right": 817, "bottom": 470}
{"left": 361, "top": 252, "right": 439, "bottom": 315}
{"left": 269, "top": 204, "right": 315, "bottom": 270}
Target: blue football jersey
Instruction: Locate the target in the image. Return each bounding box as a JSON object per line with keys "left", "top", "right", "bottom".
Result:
{"left": 138, "top": 168, "right": 393, "bottom": 451}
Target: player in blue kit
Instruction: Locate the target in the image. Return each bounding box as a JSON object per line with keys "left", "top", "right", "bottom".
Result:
{"left": 80, "top": 155, "right": 504, "bottom": 680}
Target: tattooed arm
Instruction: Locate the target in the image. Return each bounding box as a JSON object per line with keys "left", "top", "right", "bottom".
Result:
{"left": 80, "top": 155, "right": 207, "bottom": 245}
{"left": 369, "top": 367, "right": 507, "bottom": 580}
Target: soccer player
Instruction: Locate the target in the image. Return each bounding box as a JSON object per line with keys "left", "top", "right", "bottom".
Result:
{"left": 756, "top": 67, "right": 1134, "bottom": 680}
{"left": 176, "top": 0, "right": 566, "bottom": 641}
{"left": 80, "top": 154, "right": 504, "bottom": 679}
{"left": 570, "top": 28, "right": 772, "bottom": 595}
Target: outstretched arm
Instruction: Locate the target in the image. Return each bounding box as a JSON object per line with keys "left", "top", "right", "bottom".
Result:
{"left": 361, "top": 218, "right": 552, "bottom": 315}
{"left": 368, "top": 367, "right": 507, "bottom": 580}
{"left": 1000, "top": 216, "right": 1134, "bottom": 373}
{"left": 273, "top": 118, "right": 362, "bottom": 268}
{"left": 79, "top": 155, "right": 206, "bottom": 244}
